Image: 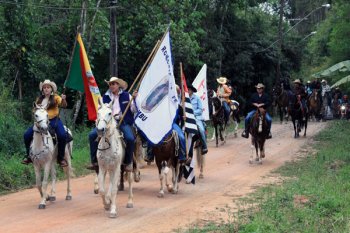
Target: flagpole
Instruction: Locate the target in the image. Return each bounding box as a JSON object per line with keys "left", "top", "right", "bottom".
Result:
{"left": 180, "top": 62, "right": 189, "bottom": 160}
{"left": 118, "top": 26, "right": 170, "bottom": 127}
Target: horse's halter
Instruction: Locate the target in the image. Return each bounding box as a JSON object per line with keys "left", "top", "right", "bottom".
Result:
{"left": 33, "top": 108, "right": 50, "bottom": 134}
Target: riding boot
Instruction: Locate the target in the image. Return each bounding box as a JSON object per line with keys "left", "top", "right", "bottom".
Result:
{"left": 266, "top": 131, "right": 272, "bottom": 139}
{"left": 21, "top": 157, "right": 32, "bottom": 165}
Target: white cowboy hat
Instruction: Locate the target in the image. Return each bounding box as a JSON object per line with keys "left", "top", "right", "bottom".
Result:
{"left": 105, "top": 77, "right": 128, "bottom": 90}
{"left": 255, "top": 83, "right": 265, "bottom": 89}
{"left": 293, "top": 79, "right": 302, "bottom": 84}
{"left": 216, "top": 77, "right": 227, "bottom": 85}
{"left": 39, "top": 79, "right": 57, "bottom": 92}
{"left": 321, "top": 79, "right": 327, "bottom": 83}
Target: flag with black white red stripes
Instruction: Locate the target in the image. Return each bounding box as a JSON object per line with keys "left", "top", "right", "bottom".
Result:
{"left": 181, "top": 70, "right": 198, "bottom": 135}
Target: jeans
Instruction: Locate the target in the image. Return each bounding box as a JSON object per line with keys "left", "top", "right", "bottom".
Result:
{"left": 244, "top": 110, "right": 272, "bottom": 132}
{"left": 196, "top": 119, "right": 207, "bottom": 150}
{"left": 24, "top": 117, "right": 67, "bottom": 161}
{"left": 223, "top": 101, "right": 231, "bottom": 121}
{"left": 89, "top": 122, "right": 135, "bottom": 165}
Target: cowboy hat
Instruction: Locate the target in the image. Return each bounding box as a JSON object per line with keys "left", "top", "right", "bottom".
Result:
{"left": 321, "top": 79, "right": 327, "bottom": 83}
{"left": 293, "top": 79, "right": 302, "bottom": 84}
{"left": 188, "top": 84, "right": 197, "bottom": 93}
{"left": 39, "top": 79, "right": 57, "bottom": 92}
{"left": 216, "top": 77, "right": 227, "bottom": 85}
{"left": 255, "top": 83, "right": 265, "bottom": 89}
{"left": 105, "top": 77, "right": 128, "bottom": 90}
{"left": 307, "top": 80, "right": 311, "bottom": 84}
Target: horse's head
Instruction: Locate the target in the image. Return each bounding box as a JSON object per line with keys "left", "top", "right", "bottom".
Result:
{"left": 33, "top": 104, "right": 49, "bottom": 133}
{"left": 96, "top": 98, "right": 115, "bottom": 136}
{"left": 212, "top": 97, "right": 222, "bottom": 110}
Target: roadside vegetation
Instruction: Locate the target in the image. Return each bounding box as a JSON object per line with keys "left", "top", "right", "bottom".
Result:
{"left": 184, "top": 120, "right": 350, "bottom": 232}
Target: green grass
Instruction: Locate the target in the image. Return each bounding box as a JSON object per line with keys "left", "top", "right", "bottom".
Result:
{"left": 183, "top": 120, "right": 350, "bottom": 233}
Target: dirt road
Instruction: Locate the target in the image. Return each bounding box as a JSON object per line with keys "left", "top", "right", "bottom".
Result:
{"left": 0, "top": 122, "right": 326, "bottom": 233}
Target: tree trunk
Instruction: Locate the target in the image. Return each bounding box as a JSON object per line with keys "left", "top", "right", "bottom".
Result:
{"left": 276, "top": 0, "right": 285, "bottom": 83}
{"left": 109, "top": 0, "right": 118, "bottom": 77}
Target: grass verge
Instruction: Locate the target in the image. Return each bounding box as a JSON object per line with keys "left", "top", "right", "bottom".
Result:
{"left": 183, "top": 120, "right": 350, "bottom": 233}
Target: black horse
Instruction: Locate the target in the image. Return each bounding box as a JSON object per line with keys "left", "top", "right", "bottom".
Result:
{"left": 272, "top": 84, "right": 289, "bottom": 123}
{"left": 211, "top": 96, "right": 227, "bottom": 147}
{"left": 289, "top": 94, "right": 308, "bottom": 138}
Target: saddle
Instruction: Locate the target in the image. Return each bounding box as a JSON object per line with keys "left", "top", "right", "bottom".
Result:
{"left": 48, "top": 126, "right": 73, "bottom": 145}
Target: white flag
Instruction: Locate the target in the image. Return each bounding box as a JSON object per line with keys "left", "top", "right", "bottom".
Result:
{"left": 192, "top": 64, "right": 209, "bottom": 121}
{"left": 135, "top": 31, "right": 178, "bottom": 145}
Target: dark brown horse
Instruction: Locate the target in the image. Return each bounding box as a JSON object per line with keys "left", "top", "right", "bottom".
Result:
{"left": 272, "top": 84, "right": 289, "bottom": 123}
{"left": 249, "top": 108, "right": 268, "bottom": 164}
{"left": 211, "top": 96, "right": 227, "bottom": 147}
{"left": 290, "top": 95, "right": 308, "bottom": 138}
{"left": 308, "top": 89, "right": 321, "bottom": 121}
{"left": 152, "top": 131, "right": 180, "bottom": 197}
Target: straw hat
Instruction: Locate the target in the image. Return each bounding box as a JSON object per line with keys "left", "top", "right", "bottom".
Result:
{"left": 293, "top": 79, "right": 302, "bottom": 84}
{"left": 216, "top": 77, "right": 227, "bottom": 85}
{"left": 105, "top": 77, "right": 128, "bottom": 90}
{"left": 39, "top": 79, "right": 57, "bottom": 92}
{"left": 255, "top": 83, "right": 265, "bottom": 89}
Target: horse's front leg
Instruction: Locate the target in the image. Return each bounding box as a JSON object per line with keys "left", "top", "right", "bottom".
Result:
{"left": 249, "top": 139, "right": 254, "bottom": 164}
{"left": 172, "top": 163, "right": 180, "bottom": 193}
{"left": 64, "top": 148, "right": 72, "bottom": 200}
{"left": 126, "top": 170, "right": 134, "bottom": 208}
{"left": 118, "top": 167, "right": 124, "bottom": 191}
{"left": 94, "top": 172, "right": 99, "bottom": 194}
{"left": 34, "top": 165, "right": 43, "bottom": 199}
{"left": 109, "top": 169, "right": 118, "bottom": 218}
{"left": 158, "top": 166, "right": 165, "bottom": 198}
{"left": 215, "top": 125, "right": 219, "bottom": 147}
{"left": 98, "top": 169, "right": 109, "bottom": 210}
{"left": 39, "top": 163, "right": 51, "bottom": 209}
{"left": 49, "top": 161, "right": 56, "bottom": 201}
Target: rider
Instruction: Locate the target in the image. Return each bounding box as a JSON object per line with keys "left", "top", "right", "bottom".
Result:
{"left": 87, "top": 77, "right": 137, "bottom": 172}
{"left": 293, "top": 79, "right": 308, "bottom": 114}
{"left": 188, "top": 84, "right": 208, "bottom": 155}
{"left": 241, "top": 83, "right": 272, "bottom": 139}
{"left": 22, "top": 80, "right": 68, "bottom": 167}
{"left": 306, "top": 80, "right": 313, "bottom": 96}
{"left": 321, "top": 79, "right": 331, "bottom": 118}
{"left": 216, "top": 76, "right": 232, "bottom": 122}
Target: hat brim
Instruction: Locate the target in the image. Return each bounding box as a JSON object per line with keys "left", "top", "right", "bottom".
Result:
{"left": 216, "top": 78, "right": 227, "bottom": 84}
{"left": 188, "top": 86, "right": 197, "bottom": 93}
{"left": 255, "top": 85, "right": 265, "bottom": 89}
{"left": 40, "top": 81, "right": 57, "bottom": 92}
{"left": 105, "top": 79, "right": 128, "bottom": 90}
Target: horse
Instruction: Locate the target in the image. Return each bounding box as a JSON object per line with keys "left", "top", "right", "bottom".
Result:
{"left": 30, "top": 105, "right": 73, "bottom": 209}
{"left": 152, "top": 131, "right": 181, "bottom": 197}
{"left": 272, "top": 84, "right": 289, "bottom": 123}
{"left": 289, "top": 95, "right": 308, "bottom": 138}
{"left": 249, "top": 108, "right": 268, "bottom": 164}
{"left": 308, "top": 89, "right": 321, "bottom": 121}
{"left": 229, "top": 99, "right": 240, "bottom": 136}
{"left": 211, "top": 96, "right": 227, "bottom": 147}
{"left": 332, "top": 93, "right": 341, "bottom": 119}
{"left": 95, "top": 99, "right": 134, "bottom": 218}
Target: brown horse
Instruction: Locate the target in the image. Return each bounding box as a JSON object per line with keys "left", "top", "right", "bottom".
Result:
{"left": 308, "top": 89, "right": 321, "bottom": 121}
{"left": 272, "top": 84, "right": 289, "bottom": 123}
{"left": 152, "top": 131, "right": 180, "bottom": 197}
{"left": 249, "top": 109, "right": 268, "bottom": 164}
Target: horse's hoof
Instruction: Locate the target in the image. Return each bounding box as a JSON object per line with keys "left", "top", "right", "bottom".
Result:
{"left": 249, "top": 160, "right": 253, "bottom": 164}
{"left": 199, "top": 174, "right": 204, "bottom": 179}
{"left": 167, "top": 185, "right": 174, "bottom": 193}
{"left": 255, "top": 157, "right": 259, "bottom": 161}
{"left": 171, "top": 189, "right": 178, "bottom": 194}
{"left": 157, "top": 192, "right": 164, "bottom": 198}
{"left": 65, "top": 195, "right": 72, "bottom": 201}
{"left": 134, "top": 171, "right": 141, "bottom": 183}
{"left": 49, "top": 196, "right": 56, "bottom": 202}
{"left": 109, "top": 212, "right": 117, "bottom": 218}
{"left": 118, "top": 184, "right": 124, "bottom": 191}
{"left": 38, "top": 204, "right": 46, "bottom": 209}
{"left": 126, "top": 203, "right": 133, "bottom": 208}
{"left": 104, "top": 204, "right": 111, "bottom": 211}
{"left": 94, "top": 189, "right": 99, "bottom": 194}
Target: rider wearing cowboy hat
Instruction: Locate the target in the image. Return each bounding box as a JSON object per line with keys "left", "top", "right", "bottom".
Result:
{"left": 241, "top": 83, "right": 272, "bottom": 139}
{"left": 216, "top": 76, "right": 232, "bottom": 121}
{"left": 188, "top": 84, "right": 208, "bottom": 155}
{"left": 87, "top": 77, "right": 137, "bottom": 172}
{"left": 22, "top": 79, "right": 68, "bottom": 167}
{"left": 293, "top": 79, "right": 308, "bottom": 113}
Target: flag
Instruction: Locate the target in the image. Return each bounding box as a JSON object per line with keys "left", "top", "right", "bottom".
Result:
{"left": 192, "top": 64, "right": 209, "bottom": 121}
{"left": 135, "top": 31, "right": 179, "bottom": 145}
{"left": 181, "top": 69, "right": 198, "bottom": 135}
{"left": 65, "top": 33, "right": 101, "bottom": 121}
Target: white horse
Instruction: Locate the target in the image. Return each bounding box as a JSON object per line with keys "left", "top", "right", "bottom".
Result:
{"left": 96, "top": 99, "right": 134, "bottom": 218}
{"left": 30, "top": 105, "right": 73, "bottom": 209}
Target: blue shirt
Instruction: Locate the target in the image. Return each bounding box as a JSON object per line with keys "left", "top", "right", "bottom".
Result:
{"left": 190, "top": 94, "right": 204, "bottom": 121}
